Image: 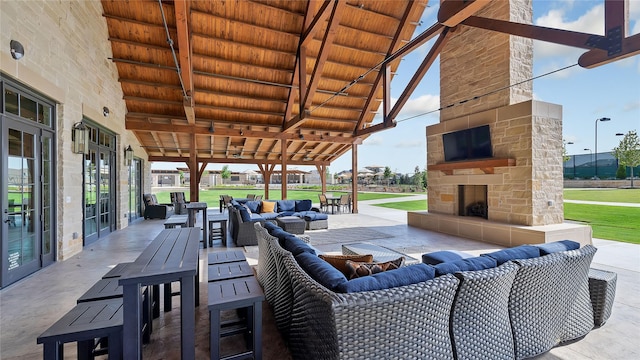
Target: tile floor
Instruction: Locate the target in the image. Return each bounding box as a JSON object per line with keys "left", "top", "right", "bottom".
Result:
{"left": 1, "top": 195, "right": 638, "bottom": 359}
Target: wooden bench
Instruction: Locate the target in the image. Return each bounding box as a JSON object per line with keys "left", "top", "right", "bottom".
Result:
{"left": 37, "top": 298, "right": 123, "bottom": 360}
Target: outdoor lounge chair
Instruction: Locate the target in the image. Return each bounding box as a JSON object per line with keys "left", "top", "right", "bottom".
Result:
{"left": 143, "top": 194, "right": 174, "bottom": 219}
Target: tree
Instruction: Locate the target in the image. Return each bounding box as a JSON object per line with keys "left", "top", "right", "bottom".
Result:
{"left": 612, "top": 130, "right": 640, "bottom": 187}
{"left": 616, "top": 164, "right": 627, "bottom": 180}
{"left": 413, "top": 166, "right": 424, "bottom": 191}
{"left": 383, "top": 166, "right": 392, "bottom": 186}
{"left": 221, "top": 165, "right": 231, "bottom": 185}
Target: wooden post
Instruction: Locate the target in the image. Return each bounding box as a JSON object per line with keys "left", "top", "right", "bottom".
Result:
{"left": 281, "top": 139, "right": 288, "bottom": 199}
{"left": 351, "top": 144, "right": 358, "bottom": 213}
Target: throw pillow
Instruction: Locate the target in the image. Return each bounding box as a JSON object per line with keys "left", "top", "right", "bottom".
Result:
{"left": 534, "top": 240, "right": 580, "bottom": 255}
{"left": 261, "top": 201, "right": 276, "bottom": 213}
{"left": 295, "top": 199, "right": 313, "bottom": 212}
{"left": 245, "top": 200, "right": 262, "bottom": 213}
{"left": 344, "top": 257, "right": 405, "bottom": 279}
{"left": 319, "top": 254, "right": 374, "bottom": 276}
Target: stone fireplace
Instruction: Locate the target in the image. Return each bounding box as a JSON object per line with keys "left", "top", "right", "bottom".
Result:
{"left": 407, "top": 0, "right": 591, "bottom": 247}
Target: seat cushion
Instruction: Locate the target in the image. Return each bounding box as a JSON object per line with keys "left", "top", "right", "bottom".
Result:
{"left": 282, "top": 234, "right": 316, "bottom": 256}
{"left": 422, "top": 250, "right": 473, "bottom": 265}
{"left": 336, "top": 263, "right": 436, "bottom": 293}
{"left": 295, "top": 199, "right": 313, "bottom": 212}
{"left": 535, "top": 240, "right": 580, "bottom": 255}
{"left": 481, "top": 245, "right": 540, "bottom": 265}
{"left": 433, "top": 256, "right": 497, "bottom": 276}
{"left": 301, "top": 212, "right": 328, "bottom": 221}
{"left": 277, "top": 200, "right": 296, "bottom": 212}
{"left": 296, "top": 252, "right": 347, "bottom": 291}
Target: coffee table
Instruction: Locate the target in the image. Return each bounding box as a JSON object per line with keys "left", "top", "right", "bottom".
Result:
{"left": 342, "top": 242, "right": 418, "bottom": 264}
{"left": 275, "top": 216, "right": 306, "bottom": 235}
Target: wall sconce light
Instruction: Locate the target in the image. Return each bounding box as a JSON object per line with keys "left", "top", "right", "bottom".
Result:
{"left": 72, "top": 122, "right": 89, "bottom": 154}
{"left": 239, "top": 129, "right": 244, "bottom": 136}
{"left": 10, "top": 40, "right": 24, "bottom": 60}
{"left": 124, "top": 145, "right": 133, "bottom": 166}
{"left": 208, "top": 121, "right": 215, "bottom": 134}
{"left": 103, "top": 107, "right": 110, "bottom": 117}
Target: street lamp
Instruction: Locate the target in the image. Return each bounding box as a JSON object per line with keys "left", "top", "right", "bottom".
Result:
{"left": 594, "top": 117, "right": 611, "bottom": 178}
{"left": 584, "top": 148, "right": 593, "bottom": 177}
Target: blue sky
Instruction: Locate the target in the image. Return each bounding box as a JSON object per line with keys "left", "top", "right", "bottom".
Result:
{"left": 154, "top": 0, "right": 640, "bottom": 175}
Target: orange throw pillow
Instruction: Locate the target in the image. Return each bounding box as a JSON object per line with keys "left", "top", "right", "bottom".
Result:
{"left": 319, "top": 254, "right": 373, "bottom": 276}
{"left": 261, "top": 201, "right": 276, "bottom": 213}
{"left": 344, "top": 257, "right": 405, "bottom": 279}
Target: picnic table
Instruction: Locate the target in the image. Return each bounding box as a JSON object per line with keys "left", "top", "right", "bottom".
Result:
{"left": 119, "top": 227, "right": 200, "bottom": 359}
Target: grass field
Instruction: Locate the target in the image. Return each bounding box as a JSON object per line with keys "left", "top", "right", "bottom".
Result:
{"left": 373, "top": 192, "right": 639, "bottom": 244}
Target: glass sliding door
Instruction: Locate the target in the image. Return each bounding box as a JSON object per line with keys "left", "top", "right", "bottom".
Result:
{"left": 83, "top": 124, "right": 115, "bottom": 245}
{"left": 1, "top": 78, "right": 56, "bottom": 287}
{"left": 128, "top": 158, "right": 143, "bottom": 223}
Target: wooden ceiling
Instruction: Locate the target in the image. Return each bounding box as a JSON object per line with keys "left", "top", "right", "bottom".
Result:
{"left": 101, "top": 0, "right": 639, "bottom": 169}
{"left": 101, "top": 0, "right": 429, "bottom": 167}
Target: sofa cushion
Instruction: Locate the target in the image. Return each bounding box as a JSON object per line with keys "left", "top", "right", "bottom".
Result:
{"left": 319, "top": 254, "right": 373, "bottom": 276}
{"left": 261, "top": 201, "right": 277, "bottom": 213}
{"left": 335, "top": 263, "right": 436, "bottom": 293}
{"left": 535, "top": 240, "right": 580, "bottom": 255}
{"left": 250, "top": 213, "right": 265, "bottom": 221}
{"left": 282, "top": 234, "right": 316, "bottom": 256}
{"left": 263, "top": 221, "right": 279, "bottom": 232}
{"left": 277, "top": 200, "right": 296, "bottom": 212}
{"left": 345, "top": 257, "right": 404, "bottom": 279}
{"left": 295, "top": 199, "right": 313, "bottom": 212}
{"left": 260, "top": 212, "right": 281, "bottom": 221}
{"left": 230, "top": 199, "right": 241, "bottom": 207}
{"left": 278, "top": 211, "right": 296, "bottom": 217}
{"left": 235, "top": 204, "right": 252, "bottom": 222}
{"left": 301, "top": 212, "right": 328, "bottom": 221}
{"left": 481, "top": 245, "right": 540, "bottom": 265}
{"left": 245, "top": 200, "right": 262, "bottom": 213}
{"left": 422, "top": 250, "right": 473, "bottom": 265}
{"left": 296, "top": 252, "right": 347, "bottom": 291}
{"left": 433, "top": 256, "right": 497, "bottom": 276}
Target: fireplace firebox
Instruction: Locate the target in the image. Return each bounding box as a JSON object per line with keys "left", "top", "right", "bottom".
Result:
{"left": 459, "top": 185, "right": 488, "bottom": 219}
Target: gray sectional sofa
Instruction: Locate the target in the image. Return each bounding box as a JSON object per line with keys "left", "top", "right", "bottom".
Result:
{"left": 228, "top": 199, "right": 328, "bottom": 246}
{"left": 254, "top": 222, "right": 616, "bottom": 360}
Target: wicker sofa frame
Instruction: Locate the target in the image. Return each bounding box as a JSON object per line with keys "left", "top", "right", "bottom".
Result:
{"left": 254, "top": 223, "right": 614, "bottom": 360}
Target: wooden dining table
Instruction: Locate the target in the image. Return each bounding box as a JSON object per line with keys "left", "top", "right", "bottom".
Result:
{"left": 186, "top": 202, "right": 208, "bottom": 247}
{"left": 119, "top": 227, "right": 200, "bottom": 359}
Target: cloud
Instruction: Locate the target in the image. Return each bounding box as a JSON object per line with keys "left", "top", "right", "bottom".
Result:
{"left": 533, "top": 4, "right": 604, "bottom": 62}
{"left": 362, "top": 136, "right": 384, "bottom": 146}
{"left": 395, "top": 139, "right": 424, "bottom": 148}
{"left": 394, "top": 93, "right": 440, "bottom": 121}
{"left": 623, "top": 100, "right": 640, "bottom": 112}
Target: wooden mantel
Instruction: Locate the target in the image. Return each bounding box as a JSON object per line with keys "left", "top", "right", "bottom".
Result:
{"left": 428, "top": 158, "right": 516, "bottom": 175}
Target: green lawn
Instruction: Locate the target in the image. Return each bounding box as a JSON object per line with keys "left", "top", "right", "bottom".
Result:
{"left": 153, "top": 189, "right": 408, "bottom": 204}
{"left": 564, "top": 203, "right": 640, "bottom": 244}
{"left": 564, "top": 188, "right": 640, "bottom": 203}
{"left": 374, "top": 200, "right": 427, "bottom": 211}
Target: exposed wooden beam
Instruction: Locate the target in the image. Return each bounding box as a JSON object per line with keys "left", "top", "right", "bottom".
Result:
{"left": 438, "top": 0, "right": 491, "bottom": 27}
{"left": 386, "top": 28, "right": 450, "bottom": 123}
{"left": 462, "top": 16, "right": 605, "bottom": 51}
{"left": 174, "top": 0, "right": 195, "bottom": 124}
{"left": 579, "top": 33, "right": 640, "bottom": 68}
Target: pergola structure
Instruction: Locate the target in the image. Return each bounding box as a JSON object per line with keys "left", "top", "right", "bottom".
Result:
{"left": 101, "top": 0, "right": 639, "bottom": 207}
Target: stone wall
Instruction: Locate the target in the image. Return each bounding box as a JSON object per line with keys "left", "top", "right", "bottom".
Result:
{"left": 1, "top": 1, "right": 146, "bottom": 260}
{"left": 439, "top": 0, "right": 533, "bottom": 121}
{"left": 427, "top": 100, "right": 564, "bottom": 227}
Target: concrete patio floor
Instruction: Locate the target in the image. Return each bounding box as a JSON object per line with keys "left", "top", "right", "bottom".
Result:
{"left": 1, "top": 195, "right": 638, "bottom": 359}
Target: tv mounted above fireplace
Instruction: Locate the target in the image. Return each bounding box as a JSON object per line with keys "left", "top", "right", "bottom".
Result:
{"left": 442, "top": 125, "right": 493, "bottom": 162}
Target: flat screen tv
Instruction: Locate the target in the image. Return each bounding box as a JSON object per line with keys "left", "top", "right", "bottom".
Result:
{"left": 442, "top": 125, "right": 493, "bottom": 162}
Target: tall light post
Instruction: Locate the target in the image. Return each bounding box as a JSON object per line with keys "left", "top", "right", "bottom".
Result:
{"left": 594, "top": 117, "right": 611, "bottom": 178}
{"left": 584, "top": 148, "right": 593, "bottom": 178}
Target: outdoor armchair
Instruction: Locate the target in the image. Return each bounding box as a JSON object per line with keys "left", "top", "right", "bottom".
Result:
{"left": 143, "top": 194, "right": 174, "bottom": 219}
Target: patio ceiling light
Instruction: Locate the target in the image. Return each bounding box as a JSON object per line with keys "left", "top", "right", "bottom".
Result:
{"left": 10, "top": 40, "right": 24, "bottom": 60}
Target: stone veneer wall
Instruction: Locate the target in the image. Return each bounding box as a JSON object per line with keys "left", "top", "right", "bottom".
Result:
{"left": 426, "top": 100, "right": 564, "bottom": 227}
{"left": 439, "top": 0, "right": 533, "bottom": 121}
{"left": 1, "top": 1, "right": 147, "bottom": 260}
